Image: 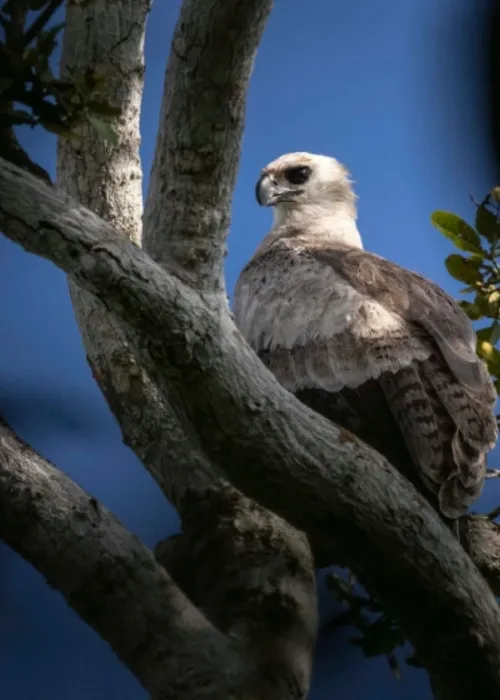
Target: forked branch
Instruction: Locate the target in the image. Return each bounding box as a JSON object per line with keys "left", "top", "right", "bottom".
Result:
{"left": 0, "top": 415, "right": 237, "bottom": 700}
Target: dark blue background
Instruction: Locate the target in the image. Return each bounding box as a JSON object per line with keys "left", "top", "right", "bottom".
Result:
{"left": 1, "top": 1, "right": 498, "bottom": 698}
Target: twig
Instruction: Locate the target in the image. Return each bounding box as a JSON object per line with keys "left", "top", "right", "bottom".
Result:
{"left": 23, "top": 0, "right": 64, "bottom": 46}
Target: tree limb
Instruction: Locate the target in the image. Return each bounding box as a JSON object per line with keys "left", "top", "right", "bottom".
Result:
{"left": 57, "top": 0, "right": 191, "bottom": 502}
{"left": 461, "top": 516, "right": 500, "bottom": 596}
{"left": 0, "top": 406, "right": 317, "bottom": 698}
{"left": 2, "top": 156, "right": 500, "bottom": 698}
{"left": 142, "top": 0, "right": 272, "bottom": 295}
{"left": 0, "top": 415, "right": 239, "bottom": 700}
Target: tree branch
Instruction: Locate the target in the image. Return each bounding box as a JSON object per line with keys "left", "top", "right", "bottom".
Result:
{"left": 2, "top": 156, "right": 500, "bottom": 698}
{"left": 142, "top": 0, "right": 272, "bottom": 295}
{"left": 461, "top": 516, "right": 500, "bottom": 596}
{"left": 0, "top": 406, "right": 317, "bottom": 698}
{"left": 23, "top": 0, "right": 64, "bottom": 47}
{"left": 0, "top": 415, "right": 240, "bottom": 700}
{"left": 54, "top": 6, "right": 318, "bottom": 698}
{"left": 56, "top": 0, "right": 191, "bottom": 503}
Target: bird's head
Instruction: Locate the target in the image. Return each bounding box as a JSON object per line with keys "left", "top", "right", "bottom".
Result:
{"left": 255, "top": 152, "right": 357, "bottom": 227}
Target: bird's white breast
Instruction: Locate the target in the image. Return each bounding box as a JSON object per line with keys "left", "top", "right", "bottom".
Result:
{"left": 235, "top": 243, "right": 403, "bottom": 350}
{"left": 234, "top": 241, "right": 432, "bottom": 391}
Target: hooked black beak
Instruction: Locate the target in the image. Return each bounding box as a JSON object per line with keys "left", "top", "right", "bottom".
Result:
{"left": 255, "top": 174, "right": 300, "bottom": 207}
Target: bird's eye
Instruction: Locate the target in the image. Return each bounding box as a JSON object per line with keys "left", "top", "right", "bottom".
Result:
{"left": 284, "top": 166, "right": 311, "bottom": 185}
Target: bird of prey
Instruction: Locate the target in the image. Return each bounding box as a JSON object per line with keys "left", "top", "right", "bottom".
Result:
{"left": 234, "top": 152, "right": 498, "bottom": 519}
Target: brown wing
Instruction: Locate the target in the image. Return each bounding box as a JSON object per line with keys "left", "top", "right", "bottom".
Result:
{"left": 309, "top": 245, "right": 493, "bottom": 393}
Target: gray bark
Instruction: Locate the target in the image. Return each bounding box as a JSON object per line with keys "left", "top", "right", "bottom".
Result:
{"left": 58, "top": 0, "right": 176, "bottom": 497}
{"left": 0, "top": 416, "right": 239, "bottom": 700}
{"left": 1, "top": 1, "right": 500, "bottom": 699}
{"left": 143, "top": 0, "right": 272, "bottom": 295}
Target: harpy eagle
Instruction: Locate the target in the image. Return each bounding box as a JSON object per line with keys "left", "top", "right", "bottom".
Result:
{"left": 233, "top": 152, "right": 498, "bottom": 519}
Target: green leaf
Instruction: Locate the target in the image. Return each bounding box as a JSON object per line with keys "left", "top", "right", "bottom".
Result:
{"left": 477, "top": 340, "right": 500, "bottom": 375}
{"left": 431, "top": 211, "right": 483, "bottom": 254}
{"left": 445, "top": 254, "right": 481, "bottom": 284}
{"left": 487, "top": 290, "right": 500, "bottom": 316}
{"left": 458, "top": 300, "right": 483, "bottom": 320}
{"left": 473, "top": 294, "right": 490, "bottom": 314}
{"left": 477, "top": 326, "right": 493, "bottom": 344}
{"left": 491, "top": 323, "right": 500, "bottom": 345}
{"left": 475, "top": 202, "right": 500, "bottom": 243}
{"left": 86, "top": 114, "right": 118, "bottom": 145}
{"left": 352, "top": 617, "right": 405, "bottom": 658}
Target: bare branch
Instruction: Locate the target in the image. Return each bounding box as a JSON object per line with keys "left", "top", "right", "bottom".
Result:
{"left": 23, "top": 0, "right": 64, "bottom": 47}
{"left": 142, "top": 0, "right": 272, "bottom": 294}
{"left": 0, "top": 415, "right": 241, "bottom": 700}
{"left": 2, "top": 157, "right": 500, "bottom": 698}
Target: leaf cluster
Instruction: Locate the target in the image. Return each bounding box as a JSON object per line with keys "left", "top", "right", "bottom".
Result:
{"left": 431, "top": 191, "right": 500, "bottom": 391}
{"left": 326, "top": 569, "right": 422, "bottom": 680}
{"left": 0, "top": 0, "right": 119, "bottom": 150}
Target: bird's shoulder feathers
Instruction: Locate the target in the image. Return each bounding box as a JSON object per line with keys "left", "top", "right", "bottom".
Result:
{"left": 235, "top": 236, "right": 493, "bottom": 397}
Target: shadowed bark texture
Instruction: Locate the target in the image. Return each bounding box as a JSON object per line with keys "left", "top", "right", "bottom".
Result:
{"left": 1, "top": 1, "right": 500, "bottom": 699}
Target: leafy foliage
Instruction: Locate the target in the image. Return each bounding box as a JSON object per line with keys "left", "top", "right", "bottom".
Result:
{"left": 0, "top": 0, "right": 120, "bottom": 178}
{"left": 431, "top": 191, "right": 500, "bottom": 392}
{"left": 326, "top": 570, "right": 422, "bottom": 679}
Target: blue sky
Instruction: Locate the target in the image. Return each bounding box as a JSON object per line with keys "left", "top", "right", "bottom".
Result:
{"left": 0, "top": 1, "right": 498, "bottom": 698}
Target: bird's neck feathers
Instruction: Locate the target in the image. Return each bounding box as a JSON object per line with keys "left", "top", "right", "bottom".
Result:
{"left": 270, "top": 200, "right": 363, "bottom": 249}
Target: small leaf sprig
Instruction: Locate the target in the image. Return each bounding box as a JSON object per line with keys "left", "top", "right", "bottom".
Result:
{"left": 431, "top": 191, "right": 500, "bottom": 392}
{"left": 0, "top": 0, "right": 120, "bottom": 180}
